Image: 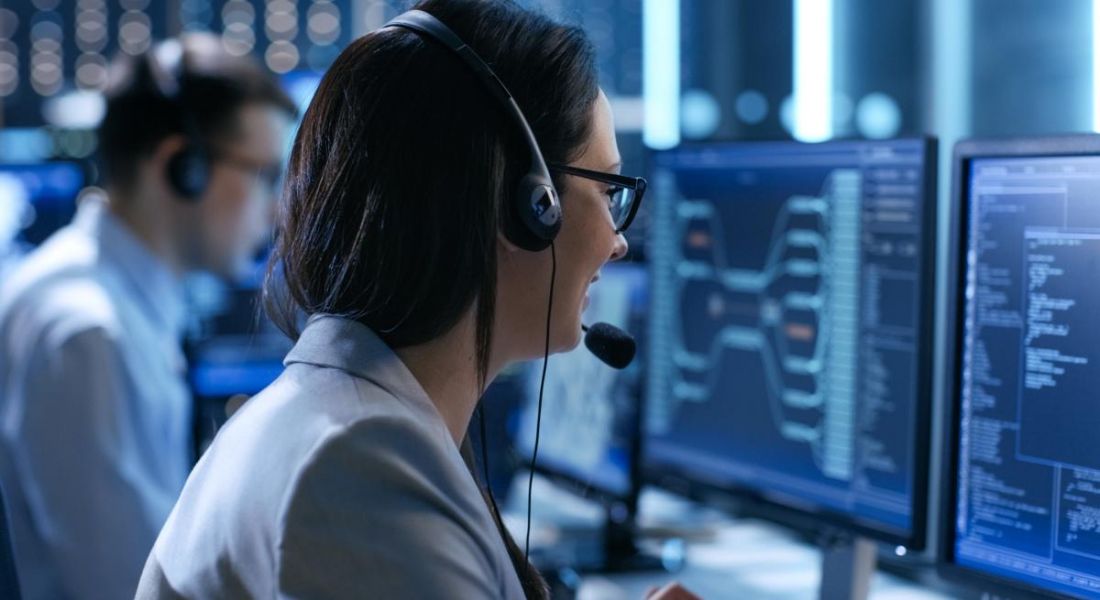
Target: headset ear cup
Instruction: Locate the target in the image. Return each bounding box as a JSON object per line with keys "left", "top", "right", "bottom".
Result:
{"left": 504, "top": 175, "right": 560, "bottom": 252}
{"left": 502, "top": 190, "right": 551, "bottom": 252}
{"left": 166, "top": 145, "right": 210, "bottom": 201}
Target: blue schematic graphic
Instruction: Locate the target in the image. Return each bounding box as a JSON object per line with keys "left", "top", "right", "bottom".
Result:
{"left": 645, "top": 139, "right": 934, "bottom": 542}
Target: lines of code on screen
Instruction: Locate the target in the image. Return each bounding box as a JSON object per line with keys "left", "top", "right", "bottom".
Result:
{"left": 956, "top": 156, "right": 1100, "bottom": 599}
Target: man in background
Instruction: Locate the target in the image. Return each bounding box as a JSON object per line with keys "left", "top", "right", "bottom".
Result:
{"left": 0, "top": 33, "right": 295, "bottom": 599}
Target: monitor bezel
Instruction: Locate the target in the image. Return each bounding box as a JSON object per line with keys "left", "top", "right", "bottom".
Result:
{"left": 0, "top": 160, "right": 87, "bottom": 199}
{"left": 521, "top": 258, "right": 650, "bottom": 517}
{"left": 641, "top": 136, "right": 939, "bottom": 550}
{"left": 938, "top": 134, "right": 1100, "bottom": 600}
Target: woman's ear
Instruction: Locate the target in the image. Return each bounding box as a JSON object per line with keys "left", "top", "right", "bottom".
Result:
{"left": 497, "top": 230, "right": 522, "bottom": 254}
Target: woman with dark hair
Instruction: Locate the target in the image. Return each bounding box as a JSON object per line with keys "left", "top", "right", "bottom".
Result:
{"left": 136, "top": 1, "right": 696, "bottom": 598}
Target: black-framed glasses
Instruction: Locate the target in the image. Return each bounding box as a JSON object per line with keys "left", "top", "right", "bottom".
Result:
{"left": 549, "top": 163, "right": 646, "bottom": 234}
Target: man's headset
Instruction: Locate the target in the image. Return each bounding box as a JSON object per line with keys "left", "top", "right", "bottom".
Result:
{"left": 140, "top": 40, "right": 211, "bottom": 202}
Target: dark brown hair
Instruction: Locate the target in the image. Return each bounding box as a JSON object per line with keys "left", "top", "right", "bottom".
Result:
{"left": 97, "top": 33, "right": 297, "bottom": 189}
{"left": 264, "top": 1, "right": 599, "bottom": 597}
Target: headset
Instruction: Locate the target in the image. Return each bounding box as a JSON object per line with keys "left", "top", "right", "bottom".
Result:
{"left": 142, "top": 40, "right": 211, "bottom": 202}
{"left": 384, "top": 10, "right": 562, "bottom": 252}
{"left": 384, "top": 9, "right": 565, "bottom": 569}
{"left": 384, "top": 10, "right": 635, "bottom": 571}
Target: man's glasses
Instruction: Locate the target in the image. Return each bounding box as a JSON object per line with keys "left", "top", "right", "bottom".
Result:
{"left": 549, "top": 163, "right": 646, "bottom": 234}
{"left": 212, "top": 149, "right": 283, "bottom": 193}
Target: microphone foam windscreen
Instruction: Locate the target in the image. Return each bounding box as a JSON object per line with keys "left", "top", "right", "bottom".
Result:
{"left": 583, "top": 322, "right": 636, "bottom": 369}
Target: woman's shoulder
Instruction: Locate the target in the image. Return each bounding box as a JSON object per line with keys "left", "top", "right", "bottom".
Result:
{"left": 150, "top": 366, "right": 473, "bottom": 597}
{"left": 281, "top": 409, "right": 470, "bottom": 517}
{"left": 217, "top": 358, "right": 444, "bottom": 465}
{"left": 202, "top": 362, "right": 460, "bottom": 523}
{"left": 269, "top": 402, "right": 515, "bottom": 598}
{"left": 234, "top": 359, "right": 478, "bottom": 527}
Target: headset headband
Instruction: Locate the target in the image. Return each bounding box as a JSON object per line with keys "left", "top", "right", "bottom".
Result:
{"left": 384, "top": 9, "right": 562, "bottom": 250}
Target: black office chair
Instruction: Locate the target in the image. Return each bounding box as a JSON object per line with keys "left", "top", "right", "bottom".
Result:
{"left": 0, "top": 482, "right": 21, "bottom": 600}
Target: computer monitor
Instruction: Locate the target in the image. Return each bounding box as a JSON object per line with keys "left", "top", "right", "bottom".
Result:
{"left": 186, "top": 284, "right": 290, "bottom": 399}
{"left": 185, "top": 262, "right": 292, "bottom": 454}
{"left": 644, "top": 138, "right": 937, "bottom": 549}
{"left": 280, "top": 70, "right": 323, "bottom": 119}
{"left": 513, "top": 260, "right": 654, "bottom": 570}
{"left": 516, "top": 261, "right": 647, "bottom": 500}
{"left": 942, "top": 135, "right": 1100, "bottom": 600}
{"left": 0, "top": 162, "right": 84, "bottom": 250}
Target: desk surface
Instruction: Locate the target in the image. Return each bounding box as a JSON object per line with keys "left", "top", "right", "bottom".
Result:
{"left": 576, "top": 521, "right": 952, "bottom": 600}
{"left": 504, "top": 476, "right": 962, "bottom": 600}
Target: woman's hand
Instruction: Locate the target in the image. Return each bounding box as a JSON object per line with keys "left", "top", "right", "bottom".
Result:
{"left": 644, "top": 581, "right": 702, "bottom": 600}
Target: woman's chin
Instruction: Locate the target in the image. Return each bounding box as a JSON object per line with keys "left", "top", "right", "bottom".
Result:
{"left": 551, "top": 319, "right": 584, "bottom": 355}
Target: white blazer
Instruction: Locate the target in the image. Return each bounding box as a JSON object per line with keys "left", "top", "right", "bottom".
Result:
{"left": 136, "top": 315, "right": 525, "bottom": 599}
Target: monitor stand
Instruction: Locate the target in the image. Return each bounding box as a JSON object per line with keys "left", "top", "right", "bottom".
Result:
{"left": 511, "top": 474, "right": 674, "bottom": 575}
{"left": 538, "top": 500, "right": 673, "bottom": 574}
{"left": 596, "top": 504, "right": 668, "bottom": 573}
{"left": 818, "top": 532, "right": 877, "bottom": 600}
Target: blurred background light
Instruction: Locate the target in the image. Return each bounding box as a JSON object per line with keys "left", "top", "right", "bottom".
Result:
{"left": 1094, "top": 0, "right": 1100, "bottom": 131}
{"left": 855, "top": 92, "right": 901, "bottom": 139}
{"left": 780, "top": 94, "right": 795, "bottom": 135}
{"left": 735, "top": 90, "right": 768, "bottom": 126}
{"left": 792, "top": 0, "right": 832, "bottom": 142}
{"left": 680, "top": 88, "right": 721, "bottom": 140}
{"left": 42, "top": 90, "right": 105, "bottom": 130}
{"left": 643, "top": 0, "right": 679, "bottom": 149}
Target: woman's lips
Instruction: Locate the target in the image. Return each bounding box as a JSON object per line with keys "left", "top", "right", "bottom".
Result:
{"left": 584, "top": 273, "right": 600, "bottom": 308}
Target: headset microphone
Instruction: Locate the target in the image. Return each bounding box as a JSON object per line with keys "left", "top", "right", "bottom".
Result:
{"left": 581, "top": 323, "right": 635, "bottom": 369}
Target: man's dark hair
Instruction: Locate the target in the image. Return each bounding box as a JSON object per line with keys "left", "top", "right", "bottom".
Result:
{"left": 96, "top": 33, "right": 298, "bottom": 189}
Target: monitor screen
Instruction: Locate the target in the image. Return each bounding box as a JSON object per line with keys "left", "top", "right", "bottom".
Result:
{"left": 514, "top": 261, "right": 648, "bottom": 501}
{"left": 644, "top": 139, "right": 935, "bottom": 544}
{"left": 0, "top": 162, "right": 84, "bottom": 251}
{"left": 187, "top": 281, "right": 291, "bottom": 400}
{"left": 280, "top": 70, "right": 323, "bottom": 118}
{"left": 950, "top": 145, "right": 1100, "bottom": 599}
